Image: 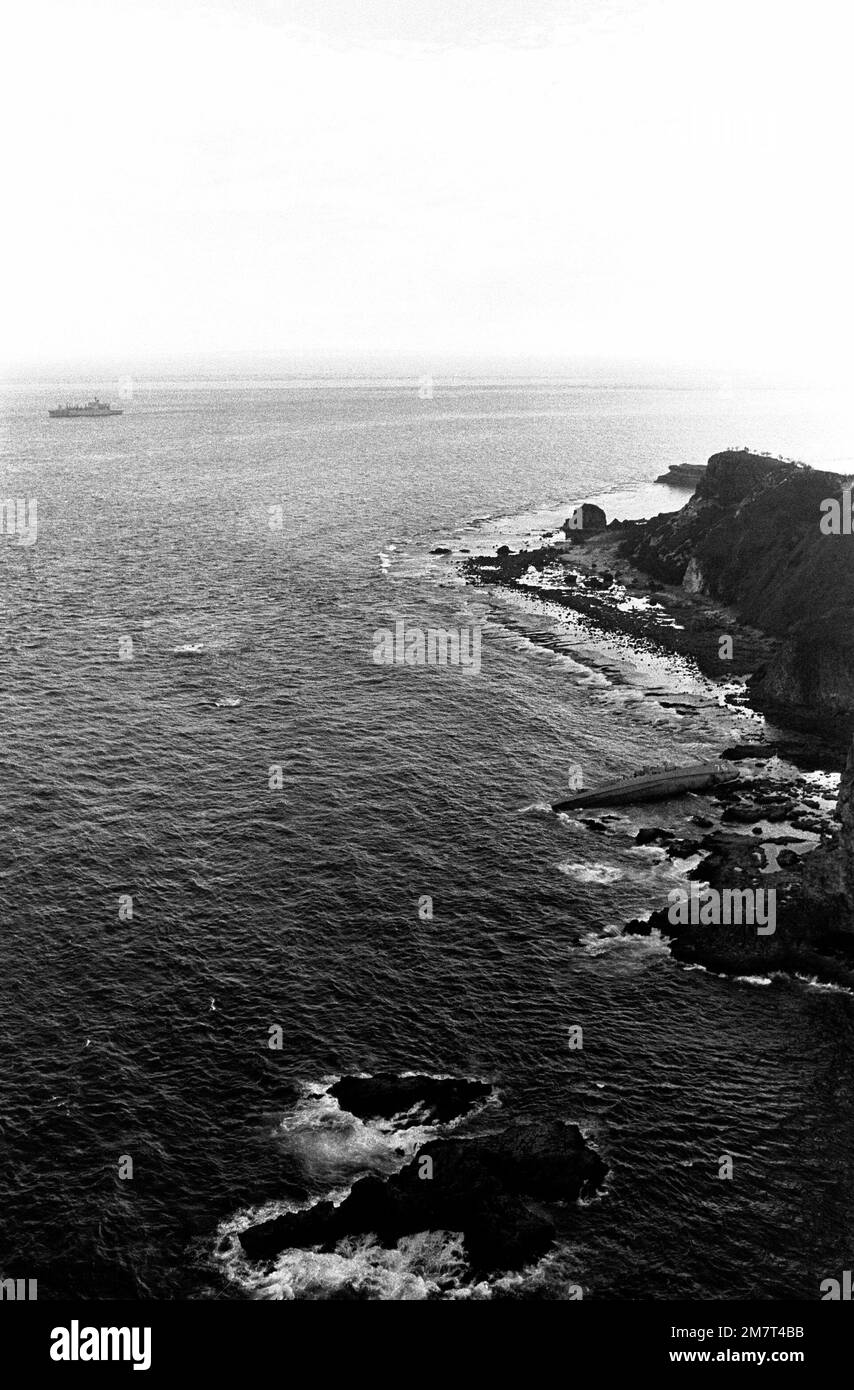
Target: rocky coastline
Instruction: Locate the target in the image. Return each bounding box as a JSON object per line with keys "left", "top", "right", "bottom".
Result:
{"left": 233, "top": 454, "right": 853, "bottom": 1294}
{"left": 237, "top": 1076, "right": 608, "bottom": 1283}
{"left": 459, "top": 449, "right": 854, "bottom": 983}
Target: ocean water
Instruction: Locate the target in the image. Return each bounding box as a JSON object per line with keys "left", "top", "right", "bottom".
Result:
{"left": 2, "top": 375, "right": 854, "bottom": 1300}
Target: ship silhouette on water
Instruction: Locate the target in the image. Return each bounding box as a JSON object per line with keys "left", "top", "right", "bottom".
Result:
{"left": 48, "top": 398, "right": 123, "bottom": 418}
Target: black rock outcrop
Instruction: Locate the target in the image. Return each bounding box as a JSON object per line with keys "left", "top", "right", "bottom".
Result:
{"left": 328, "top": 1073, "right": 491, "bottom": 1126}
{"left": 564, "top": 502, "right": 607, "bottom": 534}
{"left": 620, "top": 452, "right": 854, "bottom": 729}
{"left": 239, "top": 1120, "right": 608, "bottom": 1276}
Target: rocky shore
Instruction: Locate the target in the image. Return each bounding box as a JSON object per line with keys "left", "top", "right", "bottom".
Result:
{"left": 618, "top": 450, "right": 854, "bottom": 736}
{"left": 459, "top": 449, "right": 854, "bottom": 981}
{"left": 625, "top": 741, "right": 854, "bottom": 986}
{"left": 461, "top": 517, "right": 777, "bottom": 697}
{"left": 235, "top": 454, "right": 852, "bottom": 1291}
{"left": 238, "top": 1076, "right": 608, "bottom": 1281}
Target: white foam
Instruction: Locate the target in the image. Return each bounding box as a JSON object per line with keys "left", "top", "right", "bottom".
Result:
{"left": 579, "top": 925, "right": 672, "bottom": 958}
{"left": 792, "top": 973, "right": 853, "bottom": 996}
{"left": 213, "top": 1073, "right": 496, "bottom": 1297}
{"left": 273, "top": 1081, "right": 441, "bottom": 1188}
{"left": 216, "top": 1229, "right": 472, "bottom": 1301}
{"left": 488, "top": 1244, "right": 586, "bottom": 1300}
{"left": 558, "top": 862, "right": 624, "bottom": 885}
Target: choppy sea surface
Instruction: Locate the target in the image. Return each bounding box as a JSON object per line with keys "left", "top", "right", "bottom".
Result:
{"left": 2, "top": 375, "right": 854, "bottom": 1300}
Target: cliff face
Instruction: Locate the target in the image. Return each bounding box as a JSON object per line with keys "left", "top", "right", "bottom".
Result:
{"left": 620, "top": 452, "right": 854, "bottom": 726}
{"left": 619, "top": 451, "right": 854, "bottom": 950}
{"left": 619, "top": 452, "right": 801, "bottom": 584}
{"left": 757, "top": 640, "right": 854, "bottom": 721}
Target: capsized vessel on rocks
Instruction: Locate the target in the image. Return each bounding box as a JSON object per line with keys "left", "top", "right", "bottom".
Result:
{"left": 552, "top": 759, "right": 739, "bottom": 812}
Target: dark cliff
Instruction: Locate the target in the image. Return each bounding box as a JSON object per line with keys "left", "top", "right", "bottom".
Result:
{"left": 618, "top": 450, "right": 854, "bottom": 951}
{"left": 620, "top": 451, "right": 854, "bottom": 729}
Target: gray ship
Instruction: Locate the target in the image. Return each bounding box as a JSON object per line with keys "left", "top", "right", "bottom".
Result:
{"left": 48, "top": 398, "right": 123, "bottom": 418}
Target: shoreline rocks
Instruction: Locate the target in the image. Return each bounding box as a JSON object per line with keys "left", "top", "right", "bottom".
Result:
{"left": 239, "top": 1119, "right": 608, "bottom": 1276}
{"left": 619, "top": 452, "right": 854, "bottom": 733}
{"left": 456, "top": 450, "right": 854, "bottom": 978}
{"left": 461, "top": 451, "right": 853, "bottom": 744}
{"left": 459, "top": 532, "right": 782, "bottom": 702}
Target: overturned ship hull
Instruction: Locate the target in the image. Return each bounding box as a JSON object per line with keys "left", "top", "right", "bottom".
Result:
{"left": 552, "top": 760, "right": 738, "bottom": 812}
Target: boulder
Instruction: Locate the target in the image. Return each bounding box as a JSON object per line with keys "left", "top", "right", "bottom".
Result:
{"left": 563, "top": 503, "right": 607, "bottom": 535}
{"left": 636, "top": 827, "right": 674, "bottom": 847}
{"left": 722, "top": 804, "right": 766, "bottom": 825}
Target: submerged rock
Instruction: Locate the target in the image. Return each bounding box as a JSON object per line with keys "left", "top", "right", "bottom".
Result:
{"left": 636, "top": 827, "right": 674, "bottom": 846}
{"left": 579, "top": 817, "right": 612, "bottom": 835}
{"left": 666, "top": 837, "right": 704, "bottom": 859}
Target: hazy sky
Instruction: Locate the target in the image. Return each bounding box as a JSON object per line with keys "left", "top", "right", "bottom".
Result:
{"left": 4, "top": 0, "right": 852, "bottom": 373}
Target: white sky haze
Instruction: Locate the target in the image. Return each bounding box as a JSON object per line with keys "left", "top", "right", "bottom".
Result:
{"left": 4, "top": 0, "right": 853, "bottom": 375}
